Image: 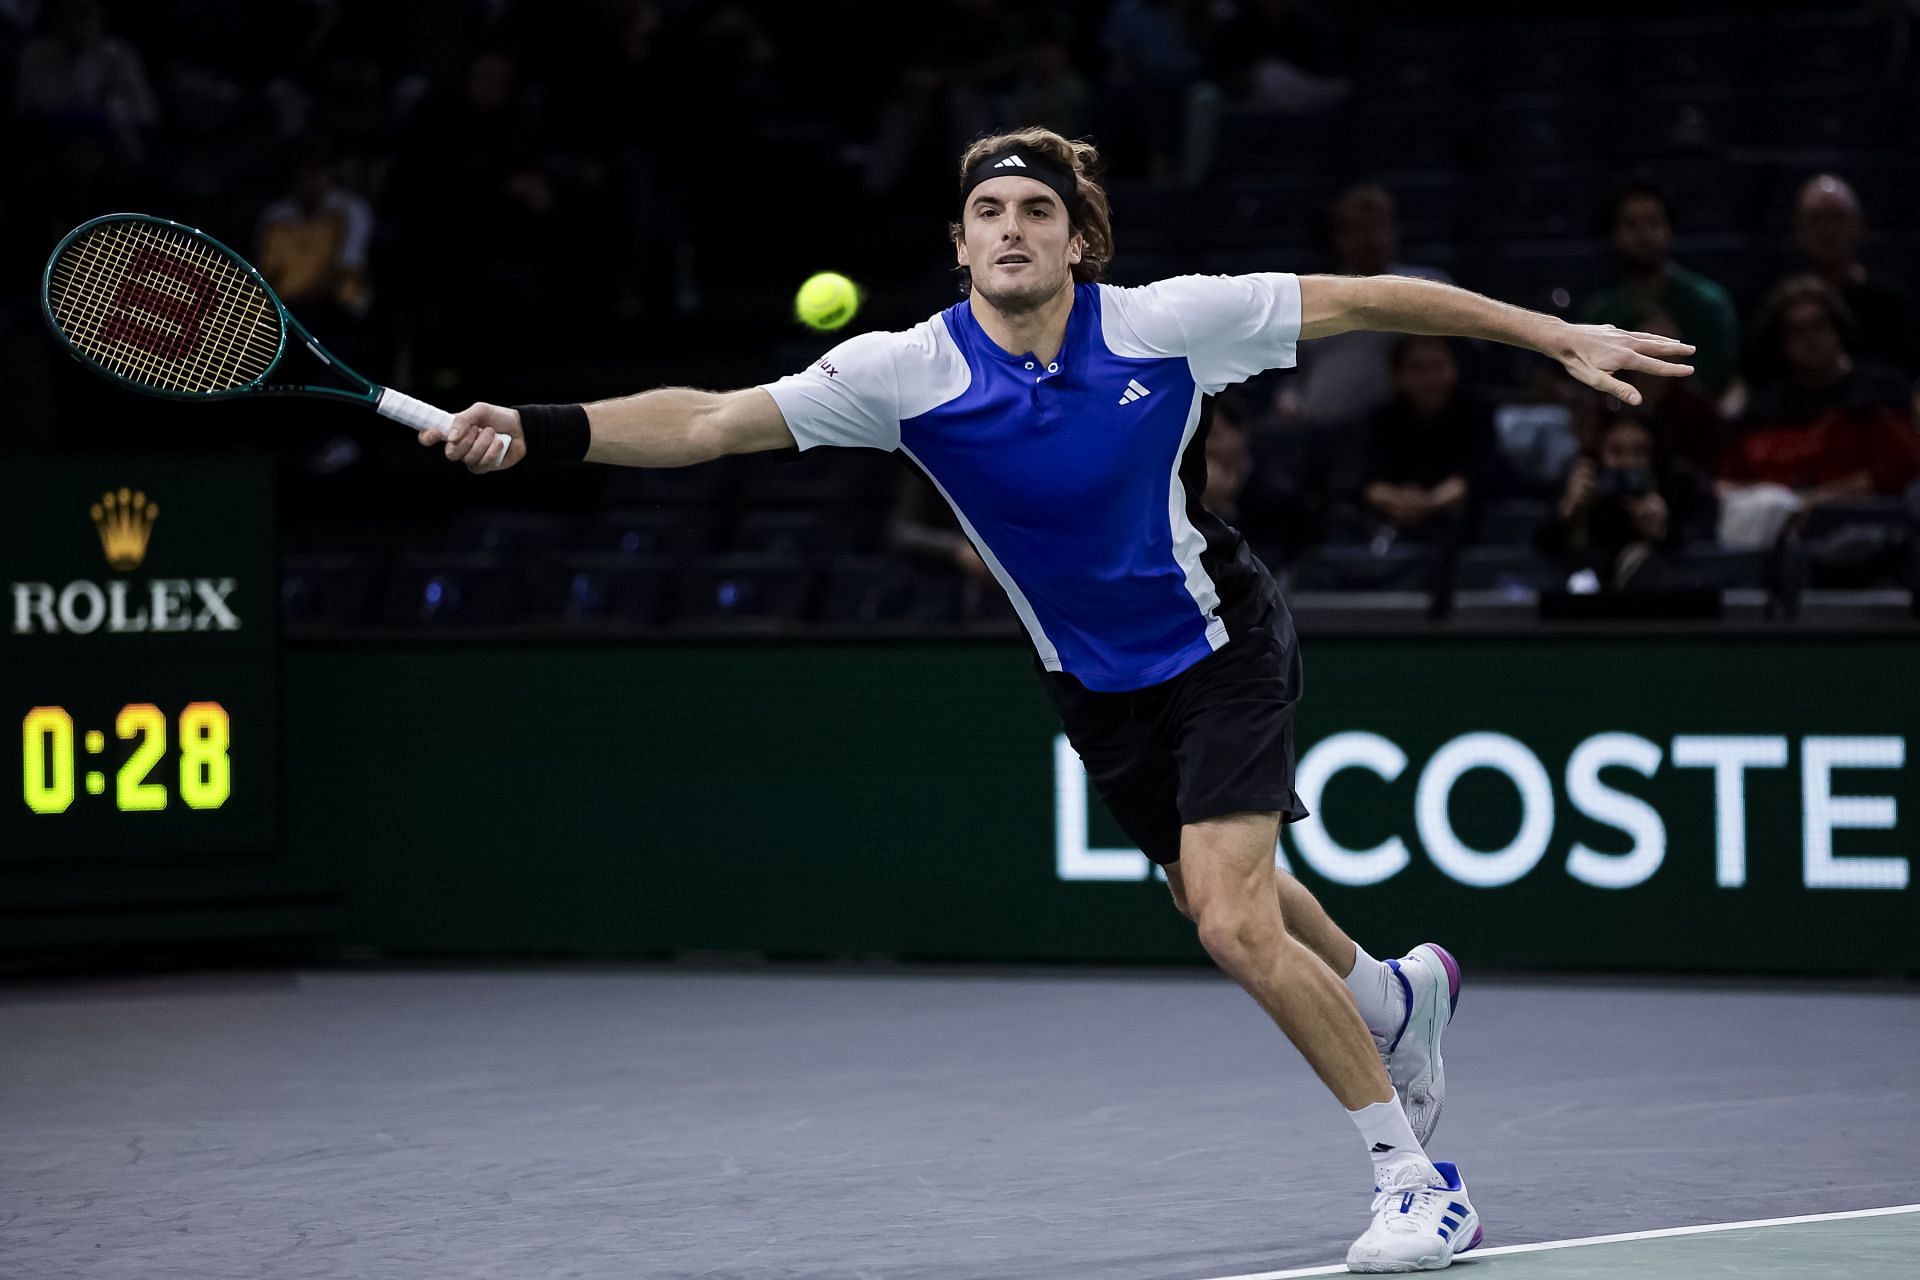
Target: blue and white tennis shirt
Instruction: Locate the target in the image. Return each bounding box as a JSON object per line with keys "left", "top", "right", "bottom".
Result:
{"left": 761, "top": 273, "right": 1303, "bottom": 692}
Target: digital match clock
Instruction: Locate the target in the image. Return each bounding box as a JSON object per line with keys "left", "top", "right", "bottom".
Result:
{"left": 24, "top": 702, "right": 234, "bottom": 814}
{"left": 1, "top": 457, "right": 278, "bottom": 863}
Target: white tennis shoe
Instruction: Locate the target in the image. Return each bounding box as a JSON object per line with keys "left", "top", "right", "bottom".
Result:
{"left": 1346, "top": 1159, "right": 1482, "bottom": 1273}
{"left": 1380, "top": 943, "right": 1460, "bottom": 1146}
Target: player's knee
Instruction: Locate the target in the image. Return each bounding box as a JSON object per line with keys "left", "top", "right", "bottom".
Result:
{"left": 1192, "top": 900, "right": 1274, "bottom": 972}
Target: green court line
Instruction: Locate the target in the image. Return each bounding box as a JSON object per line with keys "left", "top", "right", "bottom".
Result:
{"left": 1201, "top": 1203, "right": 1920, "bottom": 1280}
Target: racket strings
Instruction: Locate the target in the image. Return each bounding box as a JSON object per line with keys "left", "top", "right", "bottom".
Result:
{"left": 47, "top": 220, "right": 281, "bottom": 395}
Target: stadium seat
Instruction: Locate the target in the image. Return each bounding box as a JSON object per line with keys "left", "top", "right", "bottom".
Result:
{"left": 522, "top": 552, "right": 675, "bottom": 627}
{"left": 383, "top": 552, "right": 518, "bottom": 627}
{"left": 1478, "top": 499, "right": 1554, "bottom": 547}
{"left": 1621, "top": 85, "right": 1752, "bottom": 156}
{"left": 1477, "top": 240, "right": 1609, "bottom": 314}
{"left": 1354, "top": 28, "right": 1475, "bottom": 99}
{"left": 1672, "top": 544, "right": 1769, "bottom": 590}
{"left": 739, "top": 444, "right": 893, "bottom": 507}
{"left": 1339, "top": 95, "right": 1473, "bottom": 170}
{"left": 442, "top": 511, "right": 577, "bottom": 553}
{"left": 1209, "top": 179, "right": 1331, "bottom": 251}
{"left": 281, "top": 551, "right": 385, "bottom": 630}
{"left": 1493, "top": 405, "right": 1580, "bottom": 496}
{"left": 1768, "top": 9, "right": 1890, "bottom": 83}
{"left": 1476, "top": 94, "right": 1609, "bottom": 167}
{"left": 600, "top": 457, "right": 737, "bottom": 508}
{"left": 582, "top": 507, "right": 716, "bottom": 558}
{"left": 1375, "top": 169, "right": 1469, "bottom": 245}
{"left": 1766, "top": 82, "right": 1897, "bottom": 152}
{"left": 1628, "top": 17, "right": 1770, "bottom": 91}
{"left": 1475, "top": 164, "right": 1607, "bottom": 240}
{"left": 677, "top": 554, "right": 815, "bottom": 629}
{"left": 731, "top": 509, "right": 863, "bottom": 559}
{"left": 1801, "top": 498, "right": 1915, "bottom": 538}
{"left": 818, "top": 556, "right": 966, "bottom": 627}
{"left": 1479, "top": 21, "right": 1611, "bottom": 95}
{"left": 1454, "top": 546, "right": 1559, "bottom": 594}
{"left": 1290, "top": 543, "right": 1444, "bottom": 593}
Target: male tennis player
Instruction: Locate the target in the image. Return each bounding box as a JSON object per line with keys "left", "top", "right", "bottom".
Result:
{"left": 425, "top": 128, "right": 1694, "bottom": 1273}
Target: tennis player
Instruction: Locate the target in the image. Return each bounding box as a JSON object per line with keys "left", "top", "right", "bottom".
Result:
{"left": 425, "top": 127, "right": 1694, "bottom": 1273}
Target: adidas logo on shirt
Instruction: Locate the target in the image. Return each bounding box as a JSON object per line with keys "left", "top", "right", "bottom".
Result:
{"left": 1117, "top": 378, "right": 1151, "bottom": 405}
{"left": 991, "top": 155, "right": 1028, "bottom": 169}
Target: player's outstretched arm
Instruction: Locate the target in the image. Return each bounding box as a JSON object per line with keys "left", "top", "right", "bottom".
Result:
{"left": 1297, "top": 274, "right": 1696, "bottom": 406}
{"left": 421, "top": 388, "right": 796, "bottom": 473}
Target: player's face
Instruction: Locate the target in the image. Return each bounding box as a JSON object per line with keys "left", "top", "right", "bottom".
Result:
{"left": 958, "top": 176, "right": 1083, "bottom": 314}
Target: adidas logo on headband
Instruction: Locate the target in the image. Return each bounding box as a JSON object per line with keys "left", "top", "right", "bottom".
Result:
{"left": 991, "top": 155, "right": 1028, "bottom": 169}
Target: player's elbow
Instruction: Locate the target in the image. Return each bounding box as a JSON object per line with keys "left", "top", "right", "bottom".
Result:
{"left": 694, "top": 389, "right": 795, "bottom": 461}
{"left": 1298, "top": 274, "right": 1385, "bottom": 341}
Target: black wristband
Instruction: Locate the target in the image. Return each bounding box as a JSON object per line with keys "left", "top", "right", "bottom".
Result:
{"left": 513, "top": 403, "right": 591, "bottom": 462}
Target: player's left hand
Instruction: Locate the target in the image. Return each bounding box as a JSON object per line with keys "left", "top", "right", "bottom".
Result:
{"left": 1553, "top": 324, "right": 1695, "bottom": 406}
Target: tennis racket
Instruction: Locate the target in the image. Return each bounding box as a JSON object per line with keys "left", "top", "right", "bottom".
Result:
{"left": 40, "top": 212, "right": 509, "bottom": 467}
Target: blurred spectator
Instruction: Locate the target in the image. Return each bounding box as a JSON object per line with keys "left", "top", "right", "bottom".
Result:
{"left": 1098, "top": 0, "right": 1208, "bottom": 182}
{"left": 1579, "top": 184, "right": 1738, "bottom": 397}
{"left": 256, "top": 141, "right": 373, "bottom": 319}
{"left": 1207, "top": 0, "right": 1349, "bottom": 113}
{"left": 392, "top": 47, "right": 558, "bottom": 370}
{"left": 1789, "top": 173, "right": 1915, "bottom": 377}
{"left": 888, "top": 466, "right": 995, "bottom": 589}
{"left": 13, "top": 0, "right": 157, "bottom": 159}
{"left": 1204, "top": 393, "right": 1255, "bottom": 520}
{"left": 1717, "top": 275, "right": 1920, "bottom": 546}
{"left": 865, "top": 0, "right": 1020, "bottom": 198}
{"left": 1348, "top": 336, "right": 1497, "bottom": 544}
{"left": 1277, "top": 184, "right": 1452, "bottom": 428}
{"left": 676, "top": 2, "right": 782, "bottom": 146}
{"left": 550, "top": 0, "right": 683, "bottom": 320}
{"left": 1622, "top": 306, "right": 1722, "bottom": 474}
{"left": 1537, "top": 409, "right": 1717, "bottom": 591}
{"left": 1005, "top": 15, "right": 1091, "bottom": 139}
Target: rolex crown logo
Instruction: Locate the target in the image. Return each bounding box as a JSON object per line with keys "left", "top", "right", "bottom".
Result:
{"left": 90, "top": 487, "right": 159, "bottom": 571}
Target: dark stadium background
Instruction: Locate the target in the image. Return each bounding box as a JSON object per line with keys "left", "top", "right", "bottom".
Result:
{"left": 2, "top": 0, "right": 1916, "bottom": 971}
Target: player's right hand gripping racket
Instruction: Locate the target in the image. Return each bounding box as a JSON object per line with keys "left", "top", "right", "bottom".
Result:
{"left": 40, "top": 212, "right": 508, "bottom": 467}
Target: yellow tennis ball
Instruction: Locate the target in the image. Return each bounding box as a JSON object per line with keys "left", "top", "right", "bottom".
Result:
{"left": 795, "top": 271, "right": 860, "bottom": 331}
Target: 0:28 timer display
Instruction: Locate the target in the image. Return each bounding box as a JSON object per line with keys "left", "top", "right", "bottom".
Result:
{"left": 1, "top": 666, "right": 277, "bottom": 861}
{"left": 23, "top": 702, "right": 232, "bottom": 814}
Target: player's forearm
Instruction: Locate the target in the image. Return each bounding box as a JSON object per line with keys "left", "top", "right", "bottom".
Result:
{"left": 581, "top": 388, "right": 731, "bottom": 468}
{"left": 1342, "top": 275, "right": 1564, "bottom": 356}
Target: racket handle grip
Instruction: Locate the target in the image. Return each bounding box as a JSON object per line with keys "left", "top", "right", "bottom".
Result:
{"left": 375, "top": 387, "right": 454, "bottom": 435}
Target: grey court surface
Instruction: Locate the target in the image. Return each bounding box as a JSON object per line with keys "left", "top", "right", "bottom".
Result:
{"left": 2, "top": 968, "right": 1916, "bottom": 1280}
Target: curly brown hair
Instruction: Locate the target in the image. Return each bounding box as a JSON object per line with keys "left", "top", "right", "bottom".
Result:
{"left": 948, "top": 127, "right": 1115, "bottom": 295}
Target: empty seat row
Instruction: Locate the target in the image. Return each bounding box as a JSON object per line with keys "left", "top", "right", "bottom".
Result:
{"left": 281, "top": 552, "right": 1024, "bottom": 632}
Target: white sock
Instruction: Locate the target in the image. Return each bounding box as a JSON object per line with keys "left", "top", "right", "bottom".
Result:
{"left": 1349, "top": 1091, "right": 1436, "bottom": 1185}
{"left": 1344, "top": 942, "right": 1409, "bottom": 1044}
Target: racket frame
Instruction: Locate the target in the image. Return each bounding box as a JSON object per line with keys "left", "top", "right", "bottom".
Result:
{"left": 42, "top": 212, "right": 389, "bottom": 405}
{"left": 42, "top": 212, "right": 502, "bottom": 460}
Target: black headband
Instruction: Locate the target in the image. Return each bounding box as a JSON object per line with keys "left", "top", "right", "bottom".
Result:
{"left": 960, "top": 148, "right": 1082, "bottom": 222}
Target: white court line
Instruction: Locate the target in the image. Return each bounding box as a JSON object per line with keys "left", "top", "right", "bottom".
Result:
{"left": 1192, "top": 1202, "right": 1920, "bottom": 1280}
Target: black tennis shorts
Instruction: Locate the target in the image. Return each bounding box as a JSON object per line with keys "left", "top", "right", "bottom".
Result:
{"left": 1038, "top": 594, "right": 1310, "bottom": 865}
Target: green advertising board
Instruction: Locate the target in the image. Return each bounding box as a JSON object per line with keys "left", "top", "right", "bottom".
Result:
{"left": 282, "top": 636, "right": 1917, "bottom": 974}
